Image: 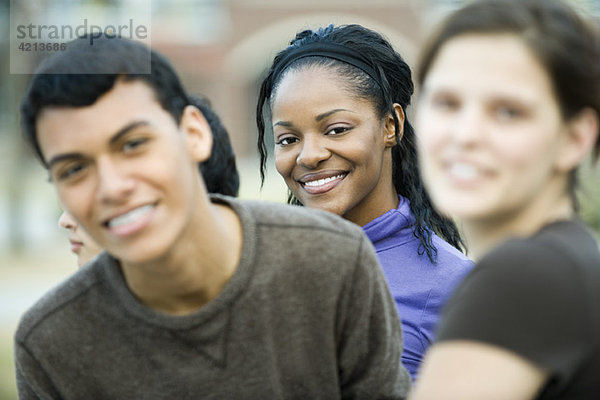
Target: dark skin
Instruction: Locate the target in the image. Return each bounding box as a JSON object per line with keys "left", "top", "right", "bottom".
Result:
{"left": 271, "top": 66, "right": 404, "bottom": 226}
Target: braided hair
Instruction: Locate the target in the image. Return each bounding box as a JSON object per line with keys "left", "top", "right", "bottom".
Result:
{"left": 256, "top": 24, "right": 466, "bottom": 260}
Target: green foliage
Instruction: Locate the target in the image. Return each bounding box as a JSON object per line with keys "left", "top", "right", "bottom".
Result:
{"left": 0, "top": 332, "right": 17, "bottom": 400}
{"left": 578, "top": 158, "right": 600, "bottom": 235}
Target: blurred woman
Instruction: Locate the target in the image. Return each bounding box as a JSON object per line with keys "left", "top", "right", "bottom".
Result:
{"left": 411, "top": 0, "right": 600, "bottom": 398}
{"left": 58, "top": 211, "right": 103, "bottom": 267}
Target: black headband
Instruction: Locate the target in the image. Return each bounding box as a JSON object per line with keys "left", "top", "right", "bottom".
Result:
{"left": 270, "top": 42, "right": 383, "bottom": 90}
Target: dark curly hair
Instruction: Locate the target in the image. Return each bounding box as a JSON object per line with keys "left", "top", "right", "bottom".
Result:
{"left": 21, "top": 35, "right": 239, "bottom": 197}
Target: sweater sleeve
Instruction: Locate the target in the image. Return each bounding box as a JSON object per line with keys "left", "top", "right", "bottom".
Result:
{"left": 336, "top": 236, "right": 411, "bottom": 400}
{"left": 14, "top": 339, "right": 60, "bottom": 400}
{"left": 436, "top": 238, "right": 593, "bottom": 390}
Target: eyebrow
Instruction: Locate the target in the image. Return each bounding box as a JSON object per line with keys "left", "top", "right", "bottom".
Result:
{"left": 315, "top": 108, "right": 353, "bottom": 121}
{"left": 46, "top": 120, "right": 150, "bottom": 170}
{"left": 273, "top": 120, "right": 293, "bottom": 128}
{"left": 273, "top": 109, "right": 354, "bottom": 128}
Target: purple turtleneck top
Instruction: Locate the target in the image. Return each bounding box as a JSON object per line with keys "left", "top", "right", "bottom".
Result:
{"left": 362, "top": 195, "right": 474, "bottom": 379}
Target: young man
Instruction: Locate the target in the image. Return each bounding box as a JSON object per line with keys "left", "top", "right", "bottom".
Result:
{"left": 15, "top": 36, "right": 409, "bottom": 399}
{"left": 57, "top": 96, "right": 240, "bottom": 268}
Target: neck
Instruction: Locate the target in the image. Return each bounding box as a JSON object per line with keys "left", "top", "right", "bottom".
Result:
{"left": 347, "top": 186, "right": 399, "bottom": 227}
{"left": 462, "top": 192, "right": 574, "bottom": 261}
{"left": 120, "top": 201, "right": 242, "bottom": 315}
{"left": 345, "top": 150, "right": 399, "bottom": 226}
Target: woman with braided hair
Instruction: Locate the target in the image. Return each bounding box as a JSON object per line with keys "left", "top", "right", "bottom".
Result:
{"left": 256, "top": 23, "right": 473, "bottom": 379}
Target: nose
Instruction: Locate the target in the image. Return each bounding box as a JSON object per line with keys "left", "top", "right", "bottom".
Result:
{"left": 58, "top": 211, "right": 76, "bottom": 230}
{"left": 95, "top": 157, "right": 135, "bottom": 204}
{"left": 452, "top": 105, "right": 485, "bottom": 146}
{"left": 296, "top": 135, "right": 331, "bottom": 169}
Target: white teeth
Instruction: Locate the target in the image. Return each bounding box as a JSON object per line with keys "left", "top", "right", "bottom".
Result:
{"left": 449, "top": 163, "right": 479, "bottom": 180}
{"left": 107, "top": 205, "right": 153, "bottom": 228}
{"left": 304, "top": 174, "right": 344, "bottom": 187}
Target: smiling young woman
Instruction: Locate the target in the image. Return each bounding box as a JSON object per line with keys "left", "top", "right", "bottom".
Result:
{"left": 256, "top": 24, "right": 474, "bottom": 379}
{"left": 410, "top": 0, "right": 600, "bottom": 398}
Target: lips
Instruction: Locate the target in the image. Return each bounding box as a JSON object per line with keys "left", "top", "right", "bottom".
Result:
{"left": 69, "top": 239, "right": 83, "bottom": 254}
{"left": 299, "top": 172, "right": 347, "bottom": 195}
{"left": 449, "top": 162, "right": 479, "bottom": 180}
{"left": 444, "top": 160, "right": 491, "bottom": 186}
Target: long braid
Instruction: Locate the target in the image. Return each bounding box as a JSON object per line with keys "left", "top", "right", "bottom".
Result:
{"left": 392, "top": 121, "right": 466, "bottom": 259}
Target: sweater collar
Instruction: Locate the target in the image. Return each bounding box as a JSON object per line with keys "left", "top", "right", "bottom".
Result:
{"left": 362, "top": 195, "right": 414, "bottom": 244}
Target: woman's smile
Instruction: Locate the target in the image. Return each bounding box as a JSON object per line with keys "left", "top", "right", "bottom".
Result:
{"left": 298, "top": 171, "right": 348, "bottom": 194}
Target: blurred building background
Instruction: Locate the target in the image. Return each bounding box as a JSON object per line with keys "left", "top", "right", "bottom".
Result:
{"left": 0, "top": 0, "right": 599, "bottom": 397}
{"left": 1, "top": 0, "right": 439, "bottom": 257}
{"left": 2, "top": 0, "right": 599, "bottom": 255}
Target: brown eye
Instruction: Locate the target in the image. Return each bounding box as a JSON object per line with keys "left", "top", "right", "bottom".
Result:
{"left": 496, "top": 106, "right": 521, "bottom": 120}
{"left": 432, "top": 95, "right": 458, "bottom": 111}
{"left": 57, "top": 161, "right": 88, "bottom": 181}
{"left": 325, "top": 126, "right": 350, "bottom": 136}
{"left": 122, "top": 137, "right": 148, "bottom": 152}
{"left": 276, "top": 136, "right": 299, "bottom": 146}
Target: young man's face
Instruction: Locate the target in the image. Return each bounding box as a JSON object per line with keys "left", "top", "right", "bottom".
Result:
{"left": 37, "top": 80, "right": 211, "bottom": 265}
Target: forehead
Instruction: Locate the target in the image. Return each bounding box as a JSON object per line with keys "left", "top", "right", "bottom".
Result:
{"left": 36, "top": 80, "right": 173, "bottom": 160}
{"left": 423, "top": 33, "right": 554, "bottom": 103}
{"left": 271, "top": 66, "right": 373, "bottom": 114}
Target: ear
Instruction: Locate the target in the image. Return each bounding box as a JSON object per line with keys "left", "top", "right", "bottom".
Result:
{"left": 180, "top": 105, "right": 213, "bottom": 163}
{"left": 555, "top": 107, "right": 599, "bottom": 172}
{"left": 383, "top": 103, "right": 405, "bottom": 148}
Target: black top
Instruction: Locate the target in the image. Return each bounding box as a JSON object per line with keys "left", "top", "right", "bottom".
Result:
{"left": 437, "top": 220, "right": 600, "bottom": 399}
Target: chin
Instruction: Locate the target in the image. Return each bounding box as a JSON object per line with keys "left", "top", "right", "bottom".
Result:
{"left": 114, "top": 244, "right": 166, "bottom": 266}
{"left": 308, "top": 199, "right": 345, "bottom": 215}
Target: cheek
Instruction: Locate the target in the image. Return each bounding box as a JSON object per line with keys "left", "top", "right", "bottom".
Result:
{"left": 86, "top": 241, "right": 104, "bottom": 258}
{"left": 274, "top": 149, "right": 295, "bottom": 179}
{"left": 416, "top": 110, "right": 445, "bottom": 153}
{"left": 498, "top": 134, "right": 553, "bottom": 173}
{"left": 151, "top": 142, "right": 195, "bottom": 191}
{"left": 58, "top": 188, "right": 102, "bottom": 243}
{"left": 57, "top": 184, "right": 93, "bottom": 219}
{"left": 416, "top": 133, "right": 448, "bottom": 194}
{"left": 421, "top": 120, "right": 447, "bottom": 153}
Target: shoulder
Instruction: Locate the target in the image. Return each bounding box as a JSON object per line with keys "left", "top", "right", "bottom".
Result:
{"left": 212, "top": 196, "right": 380, "bottom": 290}
{"left": 436, "top": 220, "right": 600, "bottom": 386}
{"left": 417, "top": 234, "right": 474, "bottom": 310}
{"left": 481, "top": 220, "right": 599, "bottom": 278}
{"left": 472, "top": 220, "right": 600, "bottom": 307}
{"left": 431, "top": 234, "right": 474, "bottom": 275}
{"left": 531, "top": 219, "right": 600, "bottom": 265}
{"left": 15, "top": 256, "right": 107, "bottom": 344}
{"left": 213, "top": 194, "right": 368, "bottom": 242}
{"left": 441, "top": 220, "right": 600, "bottom": 339}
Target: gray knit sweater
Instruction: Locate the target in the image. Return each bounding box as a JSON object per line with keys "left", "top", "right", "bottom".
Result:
{"left": 14, "top": 196, "right": 410, "bottom": 399}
